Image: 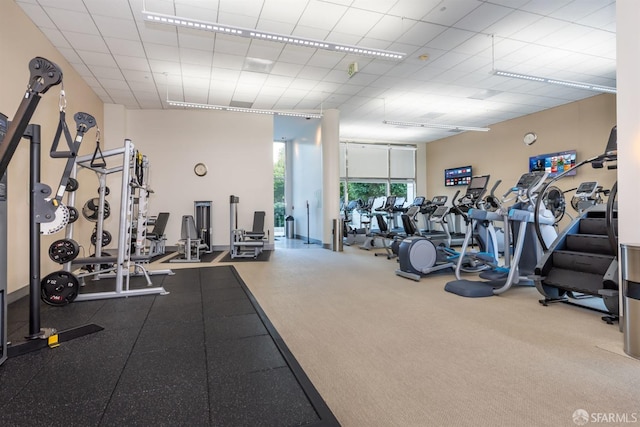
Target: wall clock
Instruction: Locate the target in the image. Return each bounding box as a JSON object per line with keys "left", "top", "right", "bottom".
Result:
{"left": 523, "top": 132, "right": 537, "bottom": 146}
{"left": 194, "top": 162, "right": 208, "bottom": 177}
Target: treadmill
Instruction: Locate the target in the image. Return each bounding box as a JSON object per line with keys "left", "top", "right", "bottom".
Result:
{"left": 419, "top": 195, "right": 448, "bottom": 237}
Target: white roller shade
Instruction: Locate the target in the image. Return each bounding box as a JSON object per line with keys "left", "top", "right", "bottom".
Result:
{"left": 339, "top": 143, "right": 346, "bottom": 177}
{"left": 390, "top": 147, "right": 415, "bottom": 179}
{"left": 347, "top": 144, "right": 388, "bottom": 178}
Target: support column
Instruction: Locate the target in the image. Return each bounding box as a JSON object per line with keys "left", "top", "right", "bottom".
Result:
{"left": 321, "top": 109, "right": 340, "bottom": 249}
{"left": 617, "top": 0, "right": 640, "bottom": 245}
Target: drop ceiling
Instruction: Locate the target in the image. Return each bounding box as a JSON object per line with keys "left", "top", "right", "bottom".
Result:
{"left": 15, "top": 0, "right": 616, "bottom": 143}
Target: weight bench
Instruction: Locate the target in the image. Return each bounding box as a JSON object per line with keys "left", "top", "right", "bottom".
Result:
{"left": 171, "top": 215, "right": 208, "bottom": 263}
{"left": 230, "top": 211, "right": 266, "bottom": 259}
{"left": 69, "top": 255, "right": 168, "bottom": 301}
{"left": 146, "top": 212, "right": 169, "bottom": 256}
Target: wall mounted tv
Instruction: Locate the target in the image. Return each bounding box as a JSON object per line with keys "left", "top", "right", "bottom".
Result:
{"left": 528, "top": 150, "right": 577, "bottom": 178}
{"left": 444, "top": 165, "right": 472, "bottom": 186}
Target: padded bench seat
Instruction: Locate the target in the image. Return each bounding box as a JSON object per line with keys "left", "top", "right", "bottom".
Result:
{"left": 71, "top": 254, "right": 152, "bottom": 265}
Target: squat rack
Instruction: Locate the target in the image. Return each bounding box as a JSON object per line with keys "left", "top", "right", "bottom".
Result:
{"left": 69, "top": 139, "right": 169, "bottom": 301}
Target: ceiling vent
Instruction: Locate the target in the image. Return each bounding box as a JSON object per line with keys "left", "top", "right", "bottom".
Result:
{"left": 242, "top": 57, "right": 275, "bottom": 74}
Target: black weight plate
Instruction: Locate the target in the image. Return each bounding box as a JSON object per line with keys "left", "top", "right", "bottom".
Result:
{"left": 82, "top": 198, "right": 110, "bottom": 222}
{"left": 41, "top": 271, "right": 79, "bottom": 306}
{"left": 67, "top": 206, "right": 79, "bottom": 224}
{"left": 90, "top": 230, "right": 112, "bottom": 247}
{"left": 66, "top": 177, "right": 79, "bottom": 192}
{"left": 97, "top": 186, "right": 110, "bottom": 196}
{"left": 48, "top": 239, "right": 80, "bottom": 264}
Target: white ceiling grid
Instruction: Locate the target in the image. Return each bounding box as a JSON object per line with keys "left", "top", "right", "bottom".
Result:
{"left": 14, "top": 0, "right": 616, "bottom": 143}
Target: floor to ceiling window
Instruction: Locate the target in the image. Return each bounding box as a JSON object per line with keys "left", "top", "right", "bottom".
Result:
{"left": 340, "top": 142, "right": 417, "bottom": 229}
{"left": 274, "top": 141, "right": 285, "bottom": 237}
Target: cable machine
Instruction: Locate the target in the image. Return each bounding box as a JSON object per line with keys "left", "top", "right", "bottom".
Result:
{"left": 0, "top": 58, "right": 103, "bottom": 362}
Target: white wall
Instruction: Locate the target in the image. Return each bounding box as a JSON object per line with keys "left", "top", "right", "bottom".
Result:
{"left": 106, "top": 107, "right": 274, "bottom": 249}
{"left": 617, "top": 0, "right": 640, "bottom": 246}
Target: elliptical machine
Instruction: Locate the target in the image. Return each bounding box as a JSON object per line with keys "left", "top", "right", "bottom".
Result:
{"left": 445, "top": 170, "right": 558, "bottom": 297}
{"left": 395, "top": 176, "right": 494, "bottom": 281}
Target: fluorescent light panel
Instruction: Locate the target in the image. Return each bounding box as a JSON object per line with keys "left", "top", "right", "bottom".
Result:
{"left": 493, "top": 69, "right": 617, "bottom": 94}
{"left": 382, "top": 120, "right": 490, "bottom": 132}
{"left": 143, "top": 11, "right": 405, "bottom": 60}
{"left": 167, "top": 100, "right": 322, "bottom": 118}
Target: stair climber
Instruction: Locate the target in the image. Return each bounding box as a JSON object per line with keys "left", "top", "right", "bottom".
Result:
{"left": 533, "top": 126, "right": 618, "bottom": 322}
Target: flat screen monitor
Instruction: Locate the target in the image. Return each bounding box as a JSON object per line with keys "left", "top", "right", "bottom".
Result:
{"left": 468, "top": 175, "right": 489, "bottom": 190}
{"left": 529, "top": 150, "right": 577, "bottom": 178}
{"left": 444, "top": 165, "right": 472, "bottom": 186}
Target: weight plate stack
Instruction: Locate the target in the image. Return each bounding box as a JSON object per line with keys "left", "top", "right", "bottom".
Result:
{"left": 67, "top": 206, "right": 79, "bottom": 223}
{"left": 90, "top": 230, "right": 112, "bottom": 247}
{"left": 66, "top": 177, "right": 79, "bottom": 192}
{"left": 41, "top": 271, "right": 80, "bottom": 306}
{"left": 48, "top": 239, "right": 80, "bottom": 263}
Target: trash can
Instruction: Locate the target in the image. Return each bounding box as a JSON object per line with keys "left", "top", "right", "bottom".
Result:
{"left": 621, "top": 243, "right": 640, "bottom": 359}
{"left": 285, "top": 215, "right": 294, "bottom": 239}
{"left": 332, "top": 218, "right": 344, "bottom": 252}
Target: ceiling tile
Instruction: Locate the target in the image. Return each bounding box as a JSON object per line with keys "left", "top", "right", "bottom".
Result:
{"left": 106, "top": 38, "right": 146, "bottom": 57}
{"left": 57, "top": 47, "right": 83, "bottom": 64}
{"left": 138, "top": 22, "right": 179, "bottom": 46}
{"left": 40, "top": 27, "right": 71, "bottom": 48}
{"left": 427, "top": 28, "right": 476, "bottom": 51}
{"left": 247, "top": 40, "right": 285, "bottom": 61}
{"left": 122, "top": 69, "right": 154, "bottom": 83}
{"left": 44, "top": 7, "right": 100, "bottom": 35}
{"left": 181, "top": 65, "right": 213, "bottom": 79}
{"left": 36, "top": 0, "right": 86, "bottom": 12}
{"left": 84, "top": 0, "right": 133, "bottom": 19}
{"left": 299, "top": 1, "right": 348, "bottom": 31}
{"left": 174, "top": 4, "right": 219, "bottom": 22}
{"left": 145, "top": 43, "right": 180, "bottom": 60}
{"left": 93, "top": 16, "right": 140, "bottom": 40}
{"left": 99, "top": 77, "right": 130, "bottom": 90}
{"left": 62, "top": 31, "right": 109, "bottom": 53}
{"left": 454, "top": 3, "right": 513, "bottom": 32}
{"left": 114, "top": 55, "right": 151, "bottom": 72}
{"left": 387, "top": 0, "right": 441, "bottom": 20}
{"left": 270, "top": 62, "right": 304, "bottom": 78}
{"left": 178, "top": 31, "right": 215, "bottom": 51}
{"left": 180, "top": 48, "right": 214, "bottom": 66}
{"left": 148, "top": 59, "right": 183, "bottom": 75}
{"left": 212, "top": 52, "right": 246, "bottom": 69}
{"left": 90, "top": 67, "right": 125, "bottom": 80}
{"left": 333, "top": 8, "right": 382, "bottom": 37}
{"left": 423, "top": 1, "right": 482, "bottom": 26}
{"left": 217, "top": 11, "right": 258, "bottom": 28}
{"left": 16, "top": 3, "right": 56, "bottom": 28}
{"left": 213, "top": 36, "right": 250, "bottom": 56}
{"left": 396, "top": 21, "right": 446, "bottom": 47}
{"left": 278, "top": 45, "right": 316, "bottom": 65}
